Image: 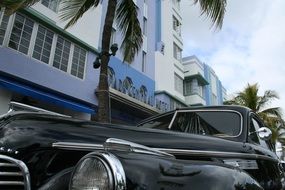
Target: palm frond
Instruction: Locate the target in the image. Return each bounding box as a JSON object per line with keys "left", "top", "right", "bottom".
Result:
{"left": 60, "top": 0, "right": 100, "bottom": 29}
{"left": 116, "top": 0, "right": 142, "bottom": 63}
{"left": 223, "top": 100, "right": 237, "bottom": 105}
{"left": 261, "top": 107, "right": 283, "bottom": 118}
{"left": 0, "top": 0, "right": 40, "bottom": 14}
{"left": 257, "top": 90, "right": 279, "bottom": 111}
{"left": 193, "top": 0, "right": 227, "bottom": 29}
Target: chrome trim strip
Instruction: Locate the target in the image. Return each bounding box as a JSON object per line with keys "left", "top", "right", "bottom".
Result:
{"left": 105, "top": 138, "right": 174, "bottom": 158}
{"left": 53, "top": 141, "right": 275, "bottom": 162}
{"left": 223, "top": 159, "right": 259, "bottom": 169}
{"left": 0, "top": 154, "right": 31, "bottom": 190}
{"left": 52, "top": 142, "right": 104, "bottom": 150}
{"left": 0, "top": 172, "right": 22, "bottom": 176}
{"left": 53, "top": 139, "right": 174, "bottom": 158}
{"left": 0, "top": 181, "right": 25, "bottom": 185}
{"left": 8, "top": 101, "right": 70, "bottom": 117}
{"left": 154, "top": 148, "right": 276, "bottom": 162}
{"left": 169, "top": 109, "right": 243, "bottom": 138}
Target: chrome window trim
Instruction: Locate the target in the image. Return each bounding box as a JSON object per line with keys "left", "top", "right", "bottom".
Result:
{"left": 136, "top": 111, "right": 176, "bottom": 127}
{"left": 0, "top": 154, "right": 31, "bottom": 190}
{"left": 168, "top": 109, "right": 243, "bottom": 138}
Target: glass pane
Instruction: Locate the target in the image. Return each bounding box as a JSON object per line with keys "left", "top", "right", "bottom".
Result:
{"left": 9, "top": 14, "right": 34, "bottom": 54}
{"left": 171, "top": 111, "right": 241, "bottom": 136}
{"left": 71, "top": 46, "right": 86, "bottom": 78}
{"left": 53, "top": 36, "right": 71, "bottom": 72}
{"left": 32, "top": 25, "right": 53, "bottom": 63}
{"left": 0, "top": 14, "right": 10, "bottom": 45}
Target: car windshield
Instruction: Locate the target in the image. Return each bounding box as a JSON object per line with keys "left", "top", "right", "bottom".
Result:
{"left": 139, "top": 110, "right": 241, "bottom": 137}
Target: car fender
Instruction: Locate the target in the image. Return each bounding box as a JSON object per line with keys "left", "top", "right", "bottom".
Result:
{"left": 115, "top": 152, "right": 263, "bottom": 190}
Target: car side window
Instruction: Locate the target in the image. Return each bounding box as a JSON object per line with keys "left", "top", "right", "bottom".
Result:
{"left": 171, "top": 111, "right": 241, "bottom": 137}
{"left": 249, "top": 118, "right": 260, "bottom": 144}
{"left": 250, "top": 117, "right": 271, "bottom": 150}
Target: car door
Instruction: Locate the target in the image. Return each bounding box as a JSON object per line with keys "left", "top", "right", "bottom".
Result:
{"left": 247, "top": 113, "right": 284, "bottom": 189}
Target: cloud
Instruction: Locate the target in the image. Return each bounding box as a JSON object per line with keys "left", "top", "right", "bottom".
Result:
{"left": 181, "top": 0, "right": 285, "bottom": 112}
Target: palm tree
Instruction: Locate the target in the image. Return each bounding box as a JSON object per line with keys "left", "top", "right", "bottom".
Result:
{"left": 224, "top": 83, "right": 285, "bottom": 145}
{"left": 0, "top": 0, "right": 227, "bottom": 123}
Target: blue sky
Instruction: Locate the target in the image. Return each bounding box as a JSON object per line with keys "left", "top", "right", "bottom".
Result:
{"left": 181, "top": 0, "right": 285, "bottom": 112}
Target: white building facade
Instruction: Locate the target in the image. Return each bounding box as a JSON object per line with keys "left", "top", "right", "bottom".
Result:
{"left": 183, "top": 55, "right": 226, "bottom": 106}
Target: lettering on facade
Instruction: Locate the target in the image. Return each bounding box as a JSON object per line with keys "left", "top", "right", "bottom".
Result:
{"left": 108, "top": 67, "right": 154, "bottom": 106}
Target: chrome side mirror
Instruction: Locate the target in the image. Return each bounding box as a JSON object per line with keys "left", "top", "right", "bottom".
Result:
{"left": 257, "top": 127, "right": 272, "bottom": 141}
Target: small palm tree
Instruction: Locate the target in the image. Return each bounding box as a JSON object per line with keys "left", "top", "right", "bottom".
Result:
{"left": 224, "top": 83, "right": 285, "bottom": 145}
{"left": 0, "top": 0, "right": 227, "bottom": 123}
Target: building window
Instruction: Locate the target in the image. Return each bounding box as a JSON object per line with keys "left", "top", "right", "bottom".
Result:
{"left": 142, "top": 51, "right": 146, "bottom": 72}
{"left": 174, "top": 73, "right": 183, "bottom": 94}
{"left": 9, "top": 13, "right": 34, "bottom": 55}
{"left": 32, "top": 25, "right": 54, "bottom": 64}
{"left": 170, "top": 99, "right": 183, "bottom": 110}
{"left": 143, "top": 17, "right": 147, "bottom": 36}
{"left": 173, "top": 42, "right": 182, "bottom": 61}
{"left": 41, "top": 0, "right": 59, "bottom": 12}
{"left": 172, "top": 16, "right": 181, "bottom": 36}
{"left": 53, "top": 36, "right": 71, "bottom": 72}
{"left": 184, "top": 80, "right": 192, "bottom": 96}
{"left": 0, "top": 11, "right": 9, "bottom": 45}
{"left": 71, "top": 45, "right": 86, "bottom": 79}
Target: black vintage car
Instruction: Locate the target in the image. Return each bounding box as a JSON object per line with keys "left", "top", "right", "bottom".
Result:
{"left": 0, "top": 103, "right": 284, "bottom": 190}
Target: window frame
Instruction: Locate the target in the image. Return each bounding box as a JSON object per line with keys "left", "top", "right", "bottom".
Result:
{"left": 41, "top": 0, "right": 60, "bottom": 13}
{"left": 174, "top": 73, "right": 183, "bottom": 94}
{"left": 173, "top": 42, "right": 182, "bottom": 61}
{"left": 249, "top": 113, "right": 274, "bottom": 151}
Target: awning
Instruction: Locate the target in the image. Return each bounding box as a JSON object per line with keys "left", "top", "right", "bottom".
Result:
{"left": 0, "top": 75, "right": 95, "bottom": 114}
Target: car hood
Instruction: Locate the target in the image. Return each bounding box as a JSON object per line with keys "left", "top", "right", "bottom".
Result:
{"left": 0, "top": 113, "right": 248, "bottom": 155}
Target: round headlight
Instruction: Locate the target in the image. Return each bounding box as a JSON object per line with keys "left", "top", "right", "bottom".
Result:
{"left": 70, "top": 156, "right": 113, "bottom": 190}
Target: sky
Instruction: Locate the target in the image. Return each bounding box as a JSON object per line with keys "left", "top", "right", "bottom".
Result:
{"left": 181, "top": 0, "right": 285, "bottom": 113}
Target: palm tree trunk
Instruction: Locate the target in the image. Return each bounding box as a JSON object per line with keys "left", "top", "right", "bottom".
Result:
{"left": 97, "top": 0, "right": 117, "bottom": 123}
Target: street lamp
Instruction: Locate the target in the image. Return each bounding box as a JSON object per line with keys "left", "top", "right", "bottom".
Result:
{"left": 93, "top": 43, "right": 118, "bottom": 69}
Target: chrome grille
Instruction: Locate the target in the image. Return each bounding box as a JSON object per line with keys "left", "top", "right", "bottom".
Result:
{"left": 0, "top": 155, "right": 30, "bottom": 190}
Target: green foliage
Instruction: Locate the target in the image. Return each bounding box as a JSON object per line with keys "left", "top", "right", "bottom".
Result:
{"left": 193, "top": 0, "right": 227, "bottom": 29}
{"left": 60, "top": 0, "right": 100, "bottom": 29}
{"left": 116, "top": 0, "right": 142, "bottom": 63}
{"left": 0, "top": 0, "right": 40, "bottom": 14}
